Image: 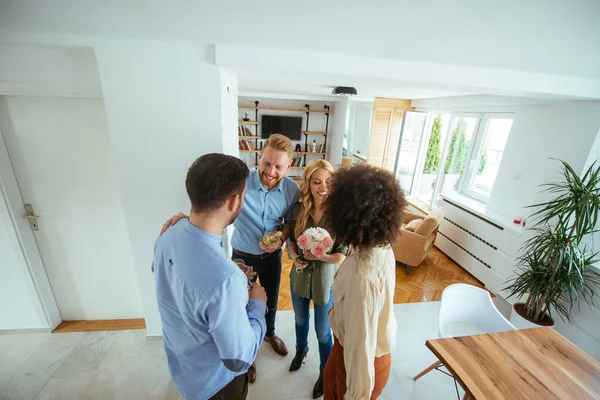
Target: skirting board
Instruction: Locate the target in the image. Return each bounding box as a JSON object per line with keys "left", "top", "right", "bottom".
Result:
{"left": 0, "top": 327, "right": 52, "bottom": 334}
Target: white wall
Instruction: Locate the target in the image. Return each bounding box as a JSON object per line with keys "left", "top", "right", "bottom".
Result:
{"left": 95, "top": 41, "right": 232, "bottom": 336}
{"left": 0, "top": 43, "right": 102, "bottom": 98}
{"left": 488, "top": 102, "right": 600, "bottom": 218}
{"left": 237, "top": 96, "right": 335, "bottom": 175}
{"left": 220, "top": 71, "right": 239, "bottom": 257}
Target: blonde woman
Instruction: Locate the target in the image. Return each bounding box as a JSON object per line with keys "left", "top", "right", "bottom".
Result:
{"left": 323, "top": 164, "right": 405, "bottom": 400}
{"left": 288, "top": 159, "right": 347, "bottom": 399}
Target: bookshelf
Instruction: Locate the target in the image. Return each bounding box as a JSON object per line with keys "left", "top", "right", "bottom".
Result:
{"left": 239, "top": 100, "right": 331, "bottom": 177}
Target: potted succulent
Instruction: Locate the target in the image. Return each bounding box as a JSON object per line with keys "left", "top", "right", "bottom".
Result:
{"left": 506, "top": 160, "right": 600, "bottom": 329}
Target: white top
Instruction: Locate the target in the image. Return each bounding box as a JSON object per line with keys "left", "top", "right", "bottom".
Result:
{"left": 328, "top": 246, "right": 397, "bottom": 400}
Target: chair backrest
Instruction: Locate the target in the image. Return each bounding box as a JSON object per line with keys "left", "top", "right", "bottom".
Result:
{"left": 438, "top": 284, "right": 515, "bottom": 338}
{"left": 414, "top": 207, "right": 445, "bottom": 237}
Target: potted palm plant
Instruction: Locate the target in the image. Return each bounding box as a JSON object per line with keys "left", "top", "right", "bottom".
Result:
{"left": 506, "top": 160, "right": 600, "bottom": 329}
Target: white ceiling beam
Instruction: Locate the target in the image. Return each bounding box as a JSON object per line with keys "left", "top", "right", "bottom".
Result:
{"left": 216, "top": 45, "right": 600, "bottom": 100}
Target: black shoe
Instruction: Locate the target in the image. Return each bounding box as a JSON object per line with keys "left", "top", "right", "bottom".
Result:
{"left": 289, "top": 347, "right": 309, "bottom": 372}
{"left": 313, "top": 371, "right": 324, "bottom": 399}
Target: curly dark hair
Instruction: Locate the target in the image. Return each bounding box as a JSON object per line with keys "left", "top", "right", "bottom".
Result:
{"left": 324, "top": 164, "right": 405, "bottom": 250}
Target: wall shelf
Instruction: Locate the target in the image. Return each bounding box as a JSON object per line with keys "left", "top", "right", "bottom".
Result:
{"left": 239, "top": 105, "right": 329, "bottom": 113}
{"left": 243, "top": 101, "right": 330, "bottom": 175}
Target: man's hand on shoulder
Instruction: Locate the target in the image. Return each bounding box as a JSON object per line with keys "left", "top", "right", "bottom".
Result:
{"left": 160, "top": 212, "right": 188, "bottom": 235}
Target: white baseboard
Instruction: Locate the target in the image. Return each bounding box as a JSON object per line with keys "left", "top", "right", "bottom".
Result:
{"left": 0, "top": 327, "right": 52, "bottom": 334}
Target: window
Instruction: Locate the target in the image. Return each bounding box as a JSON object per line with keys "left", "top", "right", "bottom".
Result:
{"left": 466, "top": 116, "right": 513, "bottom": 201}
{"left": 393, "top": 112, "right": 514, "bottom": 207}
{"left": 414, "top": 113, "right": 450, "bottom": 205}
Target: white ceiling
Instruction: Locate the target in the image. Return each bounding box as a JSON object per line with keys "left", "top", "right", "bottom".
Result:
{"left": 237, "top": 72, "right": 471, "bottom": 100}
{"left": 2, "top": 0, "right": 598, "bottom": 78}
{"left": 2, "top": 0, "right": 599, "bottom": 100}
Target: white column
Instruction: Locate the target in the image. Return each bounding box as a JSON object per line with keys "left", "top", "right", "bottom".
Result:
{"left": 95, "top": 41, "right": 234, "bottom": 336}
{"left": 329, "top": 96, "right": 350, "bottom": 168}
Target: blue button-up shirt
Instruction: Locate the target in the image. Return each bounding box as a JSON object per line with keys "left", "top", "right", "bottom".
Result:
{"left": 232, "top": 169, "right": 299, "bottom": 255}
{"left": 153, "top": 219, "right": 266, "bottom": 400}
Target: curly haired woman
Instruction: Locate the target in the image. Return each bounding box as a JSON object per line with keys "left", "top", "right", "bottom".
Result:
{"left": 288, "top": 159, "right": 347, "bottom": 399}
{"left": 322, "top": 164, "right": 406, "bottom": 400}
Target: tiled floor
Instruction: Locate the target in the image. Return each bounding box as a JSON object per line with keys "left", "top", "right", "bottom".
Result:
{"left": 0, "top": 302, "right": 471, "bottom": 400}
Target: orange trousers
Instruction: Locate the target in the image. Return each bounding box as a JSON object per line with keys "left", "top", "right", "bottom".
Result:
{"left": 323, "top": 337, "right": 392, "bottom": 400}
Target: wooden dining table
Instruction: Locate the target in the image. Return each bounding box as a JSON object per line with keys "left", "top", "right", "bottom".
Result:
{"left": 426, "top": 327, "right": 600, "bottom": 400}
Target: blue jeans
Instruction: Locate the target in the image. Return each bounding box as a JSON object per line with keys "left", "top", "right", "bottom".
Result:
{"left": 291, "top": 285, "right": 333, "bottom": 372}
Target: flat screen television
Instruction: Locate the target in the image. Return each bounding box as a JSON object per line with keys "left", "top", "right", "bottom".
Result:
{"left": 261, "top": 115, "right": 302, "bottom": 141}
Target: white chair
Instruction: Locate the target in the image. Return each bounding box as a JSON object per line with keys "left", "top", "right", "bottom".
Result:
{"left": 413, "top": 284, "right": 516, "bottom": 384}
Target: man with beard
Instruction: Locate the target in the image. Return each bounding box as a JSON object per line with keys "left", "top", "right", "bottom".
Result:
{"left": 161, "top": 134, "right": 299, "bottom": 383}
{"left": 153, "top": 154, "right": 267, "bottom": 400}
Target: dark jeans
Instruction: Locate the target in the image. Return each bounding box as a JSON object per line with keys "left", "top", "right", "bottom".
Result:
{"left": 209, "top": 373, "right": 248, "bottom": 400}
{"left": 232, "top": 249, "right": 282, "bottom": 337}
{"left": 291, "top": 286, "right": 334, "bottom": 372}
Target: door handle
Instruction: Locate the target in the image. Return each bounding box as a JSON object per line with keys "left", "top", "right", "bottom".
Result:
{"left": 24, "top": 203, "right": 40, "bottom": 231}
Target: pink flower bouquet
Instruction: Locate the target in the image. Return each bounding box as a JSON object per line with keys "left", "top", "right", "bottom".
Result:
{"left": 296, "top": 227, "right": 333, "bottom": 272}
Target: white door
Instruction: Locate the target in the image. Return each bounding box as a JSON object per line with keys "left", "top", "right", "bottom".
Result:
{"left": 0, "top": 96, "right": 143, "bottom": 320}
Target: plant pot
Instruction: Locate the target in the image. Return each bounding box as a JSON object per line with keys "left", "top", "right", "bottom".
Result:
{"left": 509, "top": 303, "right": 555, "bottom": 329}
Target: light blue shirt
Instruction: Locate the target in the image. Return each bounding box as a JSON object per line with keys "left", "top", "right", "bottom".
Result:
{"left": 232, "top": 169, "right": 299, "bottom": 255}
{"left": 153, "top": 219, "right": 266, "bottom": 400}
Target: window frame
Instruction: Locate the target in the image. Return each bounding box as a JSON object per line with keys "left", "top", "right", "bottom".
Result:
{"left": 406, "top": 111, "right": 514, "bottom": 207}
{"left": 462, "top": 113, "right": 514, "bottom": 203}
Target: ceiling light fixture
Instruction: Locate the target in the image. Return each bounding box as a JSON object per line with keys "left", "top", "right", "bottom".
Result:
{"left": 331, "top": 86, "right": 358, "bottom": 96}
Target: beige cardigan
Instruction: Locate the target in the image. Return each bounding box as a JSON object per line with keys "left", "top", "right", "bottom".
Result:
{"left": 328, "top": 246, "right": 397, "bottom": 400}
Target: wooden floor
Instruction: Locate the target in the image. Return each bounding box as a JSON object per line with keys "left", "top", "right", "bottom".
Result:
{"left": 277, "top": 246, "right": 483, "bottom": 311}
{"left": 53, "top": 319, "right": 146, "bottom": 333}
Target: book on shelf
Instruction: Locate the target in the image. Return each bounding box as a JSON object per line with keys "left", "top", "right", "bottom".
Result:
{"left": 238, "top": 140, "right": 256, "bottom": 151}
{"left": 291, "top": 157, "right": 304, "bottom": 167}
{"left": 238, "top": 126, "right": 255, "bottom": 137}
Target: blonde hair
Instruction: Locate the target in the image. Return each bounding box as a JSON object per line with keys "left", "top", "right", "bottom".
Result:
{"left": 294, "top": 159, "right": 335, "bottom": 239}
{"left": 262, "top": 134, "right": 294, "bottom": 162}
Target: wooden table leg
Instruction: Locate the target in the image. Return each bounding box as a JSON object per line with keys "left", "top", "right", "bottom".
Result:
{"left": 413, "top": 360, "right": 442, "bottom": 381}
